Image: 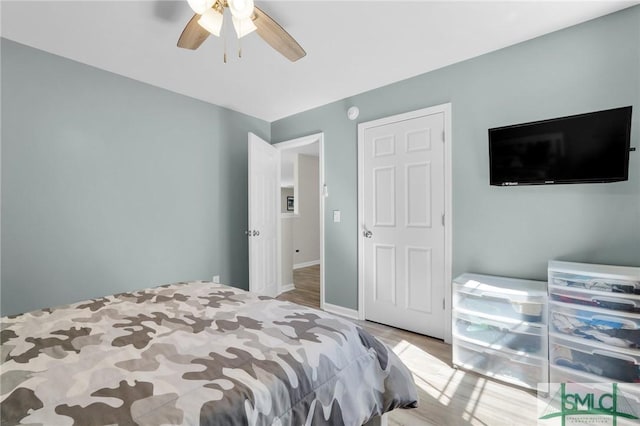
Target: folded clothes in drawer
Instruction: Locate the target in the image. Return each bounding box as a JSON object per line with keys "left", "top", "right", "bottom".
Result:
{"left": 551, "top": 302, "right": 640, "bottom": 349}
{"left": 550, "top": 365, "right": 640, "bottom": 402}
{"left": 454, "top": 318, "right": 542, "bottom": 355}
{"left": 550, "top": 337, "right": 640, "bottom": 382}
{"left": 551, "top": 272, "right": 640, "bottom": 295}
{"left": 550, "top": 287, "right": 640, "bottom": 313}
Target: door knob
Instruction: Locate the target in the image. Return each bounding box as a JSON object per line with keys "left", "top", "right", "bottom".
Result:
{"left": 245, "top": 230, "right": 251, "bottom": 236}
{"left": 253, "top": 230, "right": 260, "bottom": 236}
{"left": 363, "top": 230, "right": 373, "bottom": 238}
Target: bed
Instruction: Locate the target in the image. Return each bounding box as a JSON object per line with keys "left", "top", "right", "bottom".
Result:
{"left": 1, "top": 281, "right": 418, "bottom": 425}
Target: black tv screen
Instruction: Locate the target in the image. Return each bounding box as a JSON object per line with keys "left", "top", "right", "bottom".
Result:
{"left": 489, "top": 106, "right": 632, "bottom": 186}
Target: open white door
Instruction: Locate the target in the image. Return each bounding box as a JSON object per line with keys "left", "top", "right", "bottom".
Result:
{"left": 248, "top": 132, "right": 280, "bottom": 297}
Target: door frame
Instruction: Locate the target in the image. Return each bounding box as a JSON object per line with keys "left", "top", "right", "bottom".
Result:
{"left": 357, "top": 103, "right": 453, "bottom": 343}
{"left": 273, "top": 132, "right": 325, "bottom": 310}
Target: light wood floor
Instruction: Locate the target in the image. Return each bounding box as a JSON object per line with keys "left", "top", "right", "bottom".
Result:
{"left": 278, "top": 264, "right": 321, "bottom": 309}
{"left": 277, "top": 266, "right": 539, "bottom": 426}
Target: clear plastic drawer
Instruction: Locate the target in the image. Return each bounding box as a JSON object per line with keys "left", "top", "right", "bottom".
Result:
{"left": 550, "top": 335, "right": 640, "bottom": 383}
{"left": 549, "top": 261, "right": 640, "bottom": 286}
{"left": 551, "top": 365, "right": 640, "bottom": 395}
{"left": 453, "top": 273, "right": 546, "bottom": 323}
{"left": 549, "top": 301, "right": 640, "bottom": 350}
{"left": 550, "top": 271, "right": 640, "bottom": 295}
{"left": 454, "top": 310, "right": 545, "bottom": 357}
{"left": 549, "top": 287, "right": 640, "bottom": 314}
{"left": 453, "top": 337, "right": 547, "bottom": 390}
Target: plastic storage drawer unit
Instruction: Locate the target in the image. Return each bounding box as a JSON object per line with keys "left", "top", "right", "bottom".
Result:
{"left": 549, "top": 261, "right": 640, "bottom": 391}
{"left": 452, "top": 273, "right": 548, "bottom": 391}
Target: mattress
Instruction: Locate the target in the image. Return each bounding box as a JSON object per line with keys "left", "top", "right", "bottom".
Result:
{"left": 0, "top": 281, "right": 418, "bottom": 425}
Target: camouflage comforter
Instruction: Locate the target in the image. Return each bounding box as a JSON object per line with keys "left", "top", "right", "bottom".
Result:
{"left": 0, "top": 281, "right": 418, "bottom": 425}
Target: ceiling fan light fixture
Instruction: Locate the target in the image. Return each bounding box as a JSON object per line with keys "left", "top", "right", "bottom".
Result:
{"left": 227, "top": 0, "right": 254, "bottom": 19}
{"left": 232, "top": 16, "right": 257, "bottom": 38}
{"left": 178, "top": 1, "right": 306, "bottom": 62}
{"left": 187, "top": 0, "right": 215, "bottom": 15}
{"left": 198, "top": 8, "right": 224, "bottom": 37}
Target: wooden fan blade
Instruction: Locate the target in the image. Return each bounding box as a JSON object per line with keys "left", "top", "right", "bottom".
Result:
{"left": 253, "top": 6, "right": 306, "bottom": 62}
{"left": 177, "top": 14, "right": 210, "bottom": 50}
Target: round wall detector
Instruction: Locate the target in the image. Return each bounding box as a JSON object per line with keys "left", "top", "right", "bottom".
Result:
{"left": 347, "top": 106, "right": 360, "bottom": 121}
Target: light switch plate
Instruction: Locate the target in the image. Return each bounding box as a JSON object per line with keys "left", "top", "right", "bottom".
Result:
{"left": 333, "top": 210, "right": 341, "bottom": 223}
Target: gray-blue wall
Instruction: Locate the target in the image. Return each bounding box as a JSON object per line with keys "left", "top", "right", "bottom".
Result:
{"left": 1, "top": 39, "right": 270, "bottom": 316}
{"left": 2, "top": 6, "right": 639, "bottom": 316}
{"left": 271, "top": 7, "right": 640, "bottom": 310}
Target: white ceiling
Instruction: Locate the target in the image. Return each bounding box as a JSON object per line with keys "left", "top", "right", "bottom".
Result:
{"left": 2, "top": 1, "right": 638, "bottom": 122}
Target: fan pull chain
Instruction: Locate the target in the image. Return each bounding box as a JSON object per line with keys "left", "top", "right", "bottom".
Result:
{"left": 223, "top": 30, "right": 227, "bottom": 63}
{"left": 237, "top": 19, "right": 243, "bottom": 59}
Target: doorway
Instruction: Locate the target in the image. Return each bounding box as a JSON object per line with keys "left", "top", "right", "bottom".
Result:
{"left": 275, "top": 133, "right": 325, "bottom": 310}
{"left": 357, "top": 104, "right": 452, "bottom": 342}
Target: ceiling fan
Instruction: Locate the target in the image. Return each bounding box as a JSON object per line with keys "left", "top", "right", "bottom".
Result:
{"left": 177, "top": 0, "right": 306, "bottom": 62}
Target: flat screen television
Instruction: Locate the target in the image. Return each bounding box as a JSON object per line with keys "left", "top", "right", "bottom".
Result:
{"left": 488, "top": 106, "right": 632, "bottom": 186}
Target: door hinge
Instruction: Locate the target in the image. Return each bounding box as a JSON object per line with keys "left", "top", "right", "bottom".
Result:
{"left": 441, "top": 214, "right": 445, "bottom": 226}
{"left": 442, "top": 130, "right": 445, "bottom": 142}
{"left": 442, "top": 298, "right": 445, "bottom": 310}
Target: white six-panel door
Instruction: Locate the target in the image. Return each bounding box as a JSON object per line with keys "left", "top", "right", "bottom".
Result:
{"left": 359, "top": 108, "right": 448, "bottom": 338}
{"left": 248, "top": 132, "right": 279, "bottom": 297}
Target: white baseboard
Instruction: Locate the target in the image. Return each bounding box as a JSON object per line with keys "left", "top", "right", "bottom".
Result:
{"left": 279, "top": 283, "right": 295, "bottom": 294}
{"left": 293, "top": 260, "right": 320, "bottom": 270}
{"left": 323, "top": 303, "right": 359, "bottom": 320}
